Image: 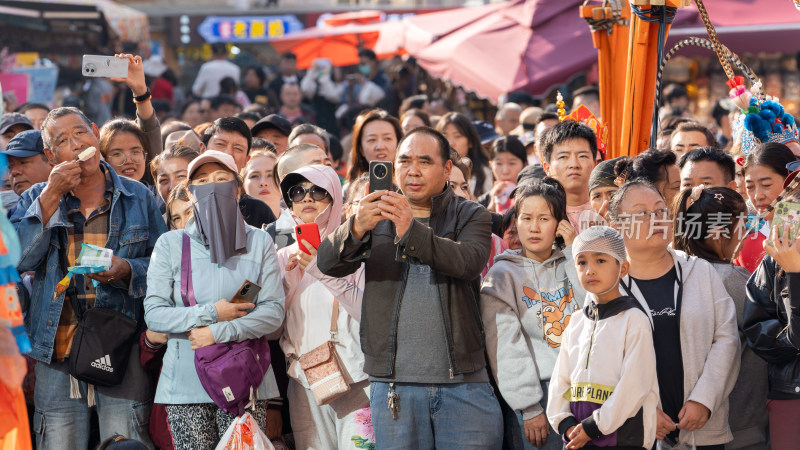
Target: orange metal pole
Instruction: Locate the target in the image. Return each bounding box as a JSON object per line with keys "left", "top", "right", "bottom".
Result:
{"left": 580, "top": 3, "right": 632, "bottom": 159}
{"left": 596, "top": 33, "right": 612, "bottom": 123}
{"left": 620, "top": 11, "right": 646, "bottom": 156}
{"left": 609, "top": 6, "right": 630, "bottom": 158}
{"left": 620, "top": 1, "right": 686, "bottom": 156}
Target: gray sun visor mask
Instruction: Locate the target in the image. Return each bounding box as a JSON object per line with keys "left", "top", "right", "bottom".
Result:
{"left": 188, "top": 180, "right": 247, "bottom": 265}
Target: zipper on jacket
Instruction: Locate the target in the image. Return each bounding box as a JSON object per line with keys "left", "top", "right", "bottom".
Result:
{"left": 388, "top": 265, "right": 410, "bottom": 377}
{"left": 585, "top": 303, "right": 598, "bottom": 370}
{"left": 426, "top": 214, "right": 457, "bottom": 379}
{"left": 436, "top": 274, "right": 456, "bottom": 379}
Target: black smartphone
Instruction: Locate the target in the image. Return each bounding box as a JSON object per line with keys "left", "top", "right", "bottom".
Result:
{"left": 230, "top": 280, "right": 261, "bottom": 304}
{"left": 369, "top": 160, "right": 393, "bottom": 193}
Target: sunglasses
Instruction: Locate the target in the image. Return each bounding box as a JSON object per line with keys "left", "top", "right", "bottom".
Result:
{"left": 787, "top": 160, "right": 800, "bottom": 173}
{"left": 288, "top": 185, "right": 329, "bottom": 203}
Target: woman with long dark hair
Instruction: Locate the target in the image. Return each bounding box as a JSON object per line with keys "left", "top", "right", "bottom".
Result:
{"left": 673, "top": 186, "right": 768, "bottom": 449}
{"left": 481, "top": 178, "right": 583, "bottom": 450}
{"left": 437, "top": 112, "right": 492, "bottom": 197}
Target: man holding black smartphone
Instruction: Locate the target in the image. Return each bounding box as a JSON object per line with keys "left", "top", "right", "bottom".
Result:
{"left": 317, "top": 127, "right": 503, "bottom": 448}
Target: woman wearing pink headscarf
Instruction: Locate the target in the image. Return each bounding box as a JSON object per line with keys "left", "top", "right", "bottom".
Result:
{"left": 277, "top": 165, "right": 373, "bottom": 449}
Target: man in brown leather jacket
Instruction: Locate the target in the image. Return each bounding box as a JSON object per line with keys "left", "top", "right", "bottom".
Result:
{"left": 317, "top": 127, "right": 502, "bottom": 448}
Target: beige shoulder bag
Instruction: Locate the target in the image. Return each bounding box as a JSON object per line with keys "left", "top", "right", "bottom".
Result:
{"left": 298, "top": 299, "right": 351, "bottom": 405}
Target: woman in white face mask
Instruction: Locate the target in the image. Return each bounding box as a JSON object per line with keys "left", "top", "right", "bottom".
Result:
{"left": 143, "top": 150, "right": 286, "bottom": 450}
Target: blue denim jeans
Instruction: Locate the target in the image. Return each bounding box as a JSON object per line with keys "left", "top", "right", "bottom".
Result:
{"left": 32, "top": 348, "right": 154, "bottom": 450}
{"left": 370, "top": 381, "right": 504, "bottom": 449}
{"left": 511, "top": 381, "right": 563, "bottom": 450}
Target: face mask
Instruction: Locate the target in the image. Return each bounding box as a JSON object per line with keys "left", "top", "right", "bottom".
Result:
{"left": 188, "top": 180, "right": 247, "bottom": 265}
{"left": 358, "top": 64, "right": 371, "bottom": 76}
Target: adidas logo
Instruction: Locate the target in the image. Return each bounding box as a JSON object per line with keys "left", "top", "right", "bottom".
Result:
{"left": 91, "top": 354, "right": 114, "bottom": 373}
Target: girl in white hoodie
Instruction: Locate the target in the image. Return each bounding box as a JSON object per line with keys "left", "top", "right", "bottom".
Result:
{"left": 481, "top": 178, "right": 585, "bottom": 450}
{"left": 278, "top": 165, "right": 372, "bottom": 449}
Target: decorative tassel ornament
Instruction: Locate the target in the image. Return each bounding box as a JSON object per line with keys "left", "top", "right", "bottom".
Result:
{"left": 69, "top": 375, "right": 81, "bottom": 399}
{"left": 556, "top": 91, "right": 567, "bottom": 121}
{"left": 727, "top": 76, "right": 750, "bottom": 111}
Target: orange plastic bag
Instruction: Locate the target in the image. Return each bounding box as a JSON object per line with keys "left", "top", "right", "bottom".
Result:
{"left": 215, "top": 412, "right": 274, "bottom": 450}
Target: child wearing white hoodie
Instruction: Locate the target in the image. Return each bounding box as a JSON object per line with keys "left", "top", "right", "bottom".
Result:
{"left": 481, "top": 179, "right": 585, "bottom": 449}
{"left": 547, "top": 226, "right": 659, "bottom": 450}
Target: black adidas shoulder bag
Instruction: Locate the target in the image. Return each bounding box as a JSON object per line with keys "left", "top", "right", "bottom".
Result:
{"left": 59, "top": 237, "right": 138, "bottom": 386}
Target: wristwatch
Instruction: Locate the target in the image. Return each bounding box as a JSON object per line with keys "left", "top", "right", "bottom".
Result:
{"left": 133, "top": 88, "right": 152, "bottom": 104}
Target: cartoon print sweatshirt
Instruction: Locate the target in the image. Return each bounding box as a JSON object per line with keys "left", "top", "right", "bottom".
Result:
{"left": 480, "top": 247, "right": 586, "bottom": 419}
{"left": 546, "top": 294, "right": 659, "bottom": 448}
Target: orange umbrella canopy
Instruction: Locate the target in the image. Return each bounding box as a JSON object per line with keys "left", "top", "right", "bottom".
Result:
{"left": 269, "top": 10, "right": 394, "bottom": 69}
{"left": 269, "top": 24, "right": 381, "bottom": 69}
{"left": 322, "top": 10, "right": 383, "bottom": 27}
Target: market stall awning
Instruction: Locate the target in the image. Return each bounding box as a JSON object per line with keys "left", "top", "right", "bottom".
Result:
{"left": 405, "top": 0, "right": 800, "bottom": 100}
{"left": 377, "top": 1, "right": 509, "bottom": 55}
{"left": 269, "top": 22, "right": 384, "bottom": 69}
{"left": 0, "top": 0, "right": 149, "bottom": 44}
{"left": 411, "top": 0, "right": 593, "bottom": 100}
{"left": 270, "top": 10, "right": 408, "bottom": 69}
{"left": 666, "top": 0, "right": 800, "bottom": 54}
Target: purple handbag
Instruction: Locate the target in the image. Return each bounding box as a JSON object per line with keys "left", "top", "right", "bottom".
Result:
{"left": 181, "top": 233, "right": 271, "bottom": 417}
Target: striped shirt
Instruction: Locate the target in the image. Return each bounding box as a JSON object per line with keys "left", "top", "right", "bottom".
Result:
{"left": 53, "top": 167, "right": 113, "bottom": 360}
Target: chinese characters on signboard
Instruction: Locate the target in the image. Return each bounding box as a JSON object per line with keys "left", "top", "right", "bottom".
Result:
{"left": 197, "top": 15, "right": 304, "bottom": 43}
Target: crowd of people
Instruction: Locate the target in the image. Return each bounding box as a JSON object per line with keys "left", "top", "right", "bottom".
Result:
{"left": 3, "top": 45, "right": 800, "bottom": 450}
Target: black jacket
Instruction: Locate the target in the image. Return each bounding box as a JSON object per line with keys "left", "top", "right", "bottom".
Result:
{"left": 239, "top": 194, "right": 276, "bottom": 229}
{"left": 316, "top": 186, "right": 492, "bottom": 378}
{"left": 743, "top": 255, "right": 800, "bottom": 398}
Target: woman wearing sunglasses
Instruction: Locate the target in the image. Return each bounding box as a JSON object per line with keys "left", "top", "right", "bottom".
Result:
{"left": 143, "top": 150, "right": 285, "bottom": 449}
{"left": 277, "top": 165, "right": 372, "bottom": 449}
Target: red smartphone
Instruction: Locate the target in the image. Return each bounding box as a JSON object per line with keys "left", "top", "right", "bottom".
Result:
{"left": 295, "top": 223, "right": 321, "bottom": 254}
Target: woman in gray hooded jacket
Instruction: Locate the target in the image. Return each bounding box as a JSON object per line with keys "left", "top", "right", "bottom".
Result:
{"left": 481, "top": 179, "right": 585, "bottom": 449}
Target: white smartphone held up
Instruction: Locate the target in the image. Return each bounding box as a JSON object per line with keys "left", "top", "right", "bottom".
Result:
{"left": 82, "top": 55, "right": 128, "bottom": 78}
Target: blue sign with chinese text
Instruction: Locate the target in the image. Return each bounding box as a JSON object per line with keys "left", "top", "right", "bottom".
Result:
{"left": 197, "top": 15, "right": 303, "bottom": 43}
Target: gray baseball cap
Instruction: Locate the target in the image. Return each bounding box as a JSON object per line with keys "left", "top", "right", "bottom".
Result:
{"left": 0, "top": 113, "right": 33, "bottom": 135}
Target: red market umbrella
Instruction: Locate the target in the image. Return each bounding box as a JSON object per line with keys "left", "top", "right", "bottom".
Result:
{"left": 412, "top": 0, "right": 592, "bottom": 100}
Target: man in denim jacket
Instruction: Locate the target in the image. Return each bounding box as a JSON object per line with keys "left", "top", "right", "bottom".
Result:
{"left": 11, "top": 107, "right": 167, "bottom": 450}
